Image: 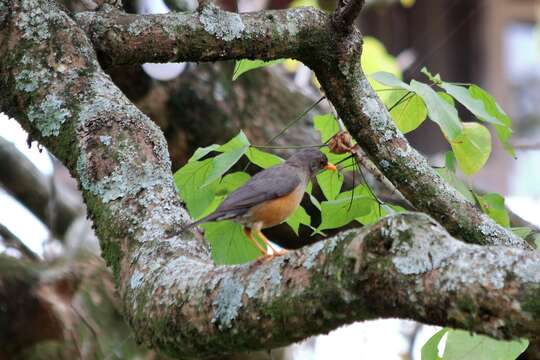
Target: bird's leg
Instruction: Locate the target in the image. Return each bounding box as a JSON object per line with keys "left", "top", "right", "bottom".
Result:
{"left": 243, "top": 227, "right": 267, "bottom": 255}
{"left": 254, "top": 228, "right": 288, "bottom": 256}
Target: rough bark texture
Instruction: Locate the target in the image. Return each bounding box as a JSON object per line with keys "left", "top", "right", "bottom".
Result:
{"left": 74, "top": 4, "right": 527, "bottom": 249}
{"left": 0, "top": 0, "right": 537, "bottom": 359}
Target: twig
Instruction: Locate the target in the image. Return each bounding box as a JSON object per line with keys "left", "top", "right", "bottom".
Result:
{"left": 332, "top": 0, "right": 366, "bottom": 33}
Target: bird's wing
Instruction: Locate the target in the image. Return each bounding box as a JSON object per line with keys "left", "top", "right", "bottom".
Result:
{"left": 214, "top": 165, "right": 302, "bottom": 216}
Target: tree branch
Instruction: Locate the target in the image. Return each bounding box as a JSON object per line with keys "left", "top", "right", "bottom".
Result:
{"left": 74, "top": 6, "right": 527, "bottom": 249}
{"left": 1, "top": 1, "right": 536, "bottom": 358}
{"left": 332, "top": 0, "right": 366, "bottom": 33}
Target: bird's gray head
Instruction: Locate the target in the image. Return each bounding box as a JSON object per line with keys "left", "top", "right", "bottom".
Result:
{"left": 285, "top": 148, "right": 336, "bottom": 177}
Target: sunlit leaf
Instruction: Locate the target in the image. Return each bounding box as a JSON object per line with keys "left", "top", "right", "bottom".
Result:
{"left": 245, "top": 147, "right": 283, "bottom": 169}
{"left": 385, "top": 89, "right": 427, "bottom": 133}
{"left": 362, "top": 37, "right": 402, "bottom": 103}
{"left": 477, "top": 193, "right": 510, "bottom": 228}
{"left": 443, "top": 329, "right": 528, "bottom": 360}
{"left": 319, "top": 196, "right": 372, "bottom": 230}
{"left": 372, "top": 71, "right": 411, "bottom": 91}
{"left": 421, "top": 328, "right": 448, "bottom": 360}
{"left": 440, "top": 83, "right": 504, "bottom": 126}
{"left": 450, "top": 122, "right": 492, "bottom": 175}
{"left": 189, "top": 144, "right": 219, "bottom": 161}
{"left": 203, "top": 132, "right": 250, "bottom": 186}
{"left": 411, "top": 80, "right": 463, "bottom": 140}
{"left": 313, "top": 113, "right": 340, "bottom": 142}
{"left": 213, "top": 172, "right": 251, "bottom": 197}
{"left": 202, "top": 221, "right": 263, "bottom": 265}
{"left": 468, "top": 85, "right": 515, "bottom": 157}
{"left": 286, "top": 206, "right": 311, "bottom": 235}
{"left": 173, "top": 159, "right": 216, "bottom": 219}
{"left": 316, "top": 170, "right": 343, "bottom": 200}
{"left": 232, "top": 59, "right": 285, "bottom": 80}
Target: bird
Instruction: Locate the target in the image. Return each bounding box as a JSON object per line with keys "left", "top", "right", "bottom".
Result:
{"left": 184, "top": 148, "right": 337, "bottom": 256}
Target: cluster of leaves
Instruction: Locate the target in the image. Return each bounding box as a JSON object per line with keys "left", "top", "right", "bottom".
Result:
{"left": 372, "top": 68, "right": 514, "bottom": 175}
{"left": 174, "top": 115, "right": 397, "bottom": 264}
{"left": 421, "top": 328, "right": 528, "bottom": 360}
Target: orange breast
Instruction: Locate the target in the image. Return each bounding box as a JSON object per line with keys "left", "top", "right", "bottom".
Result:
{"left": 248, "top": 185, "right": 304, "bottom": 229}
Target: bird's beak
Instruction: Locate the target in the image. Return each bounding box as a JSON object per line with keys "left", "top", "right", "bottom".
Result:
{"left": 324, "top": 163, "right": 337, "bottom": 171}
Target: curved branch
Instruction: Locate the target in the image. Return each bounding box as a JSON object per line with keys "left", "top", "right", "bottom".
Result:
{"left": 75, "top": 5, "right": 527, "bottom": 248}
{"left": 75, "top": 6, "right": 328, "bottom": 67}
{"left": 1, "top": 1, "right": 537, "bottom": 359}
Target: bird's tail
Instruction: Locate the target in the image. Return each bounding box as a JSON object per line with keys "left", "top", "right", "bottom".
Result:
{"left": 180, "top": 212, "right": 223, "bottom": 233}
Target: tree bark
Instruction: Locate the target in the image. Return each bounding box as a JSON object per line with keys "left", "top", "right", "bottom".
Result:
{"left": 0, "top": 0, "right": 537, "bottom": 359}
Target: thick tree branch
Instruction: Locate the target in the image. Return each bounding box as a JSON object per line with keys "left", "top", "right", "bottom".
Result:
{"left": 74, "top": 6, "right": 527, "bottom": 248}
{"left": 75, "top": 6, "right": 328, "bottom": 67}
{"left": 1, "top": 1, "right": 537, "bottom": 359}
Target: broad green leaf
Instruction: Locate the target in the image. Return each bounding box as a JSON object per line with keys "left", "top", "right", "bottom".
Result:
{"left": 203, "top": 146, "right": 248, "bottom": 186}
{"left": 386, "top": 89, "right": 427, "bottom": 133}
{"left": 218, "top": 131, "right": 250, "bottom": 152}
{"left": 313, "top": 113, "right": 340, "bottom": 143}
{"left": 421, "top": 328, "right": 448, "bottom": 360}
{"left": 336, "top": 185, "right": 382, "bottom": 225}
{"left": 316, "top": 169, "right": 343, "bottom": 200}
{"left": 450, "top": 122, "right": 492, "bottom": 176}
{"left": 286, "top": 206, "right": 311, "bottom": 235}
{"left": 435, "top": 167, "right": 475, "bottom": 203}
{"left": 213, "top": 172, "right": 251, "bottom": 197}
{"left": 443, "top": 329, "right": 528, "bottom": 360}
{"left": 189, "top": 144, "right": 219, "bottom": 161}
{"left": 440, "top": 83, "right": 504, "bottom": 126}
{"left": 245, "top": 147, "right": 283, "bottom": 169}
{"left": 173, "top": 159, "right": 216, "bottom": 219}
{"left": 372, "top": 71, "right": 412, "bottom": 91}
{"left": 411, "top": 80, "right": 463, "bottom": 140}
{"left": 469, "top": 85, "right": 515, "bottom": 157}
{"left": 232, "top": 59, "right": 285, "bottom": 81}
{"left": 203, "top": 132, "right": 250, "bottom": 186}
{"left": 319, "top": 196, "right": 372, "bottom": 230}
{"left": 477, "top": 193, "right": 510, "bottom": 228}
{"left": 202, "top": 221, "right": 263, "bottom": 264}
{"left": 362, "top": 37, "right": 402, "bottom": 103}
{"left": 512, "top": 227, "right": 532, "bottom": 239}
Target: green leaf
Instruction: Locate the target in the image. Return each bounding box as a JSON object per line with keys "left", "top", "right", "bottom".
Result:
{"left": 443, "top": 329, "right": 528, "bottom": 360}
{"left": 336, "top": 185, "right": 382, "bottom": 225}
{"left": 477, "top": 193, "right": 510, "bottom": 227}
{"left": 189, "top": 144, "right": 220, "bottom": 161}
{"left": 450, "top": 122, "right": 492, "bottom": 176}
{"left": 319, "top": 196, "right": 372, "bottom": 230}
{"left": 421, "top": 67, "right": 442, "bottom": 84}
{"left": 173, "top": 159, "right": 216, "bottom": 219}
{"left": 232, "top": 59, "right": 285, "bottom": 81}
{"left": 203, "top": 132, "right": 250, "bottom": 186}
{"left": 202, "top": 221, "right": 263, "bottom": 265}
{"left": 313, "top": 113, "right": 340, "bottom": 143}
{"left": 218, "top": 130, "right": 250, "bottom": 152}
{"left": 512, "top": 227, "right": 532, "bottom": 239}
{"left": 286, "top": 206, "right": 311, "bottom": 235}
{"left": 440, "top": 83, "right": 504, "bottom": 126}
{"left": 468, "top": 85, "right": 515, "bottom": 157}
{"left": 213, "top": 172, "right": 251, "bottom": 197}
{"left": 386, "top": 89, "right": 427, "bottom": 133}
{"left": 410, "top": 80, "right": 463, "bottom": 140}
{"left": 421, "top": 328, "right": 448, "bottom": 360}
{"left": 316, "top": 170, "right": 343, "bottom": 200}
{"left": 245, "top": 147, "right": 284, "bottom": 169}
{"left": 372, "top": 71, "right": 412, "bottom": 91}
